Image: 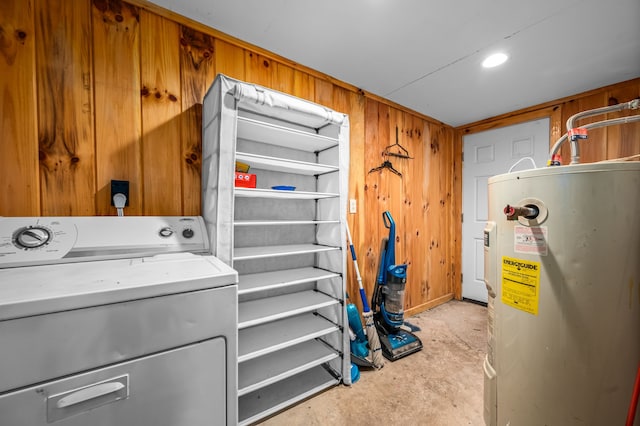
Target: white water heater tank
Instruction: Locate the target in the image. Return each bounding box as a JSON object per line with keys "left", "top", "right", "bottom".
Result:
{"left": 483, "top": 161, "right": 640, "bottom": 425}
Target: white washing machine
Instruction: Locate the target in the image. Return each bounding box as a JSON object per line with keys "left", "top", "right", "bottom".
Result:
{"left": 0, "top": 216, "right": 238, "bottom": 426}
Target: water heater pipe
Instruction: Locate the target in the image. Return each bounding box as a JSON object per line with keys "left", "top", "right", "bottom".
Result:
{"left": 504, "top": 204, "right": 538, "bottom": 221}
{"left": 565, "top": 98, "right": 639, "bottom": 165}
{"left": 566, "top": 99, "right": 639, "bottom": 133}
{"left": 549, "top": 112, "right": 640, "bottom": 165}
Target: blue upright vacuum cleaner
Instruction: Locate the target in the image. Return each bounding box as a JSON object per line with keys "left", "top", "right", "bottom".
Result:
{"left": 371, "top": 211, "right": 423, "bottom": 361}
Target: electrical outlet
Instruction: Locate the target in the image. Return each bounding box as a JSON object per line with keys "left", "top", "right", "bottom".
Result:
{"left": 110, "top": 180, "right": 130, "bottom": 206}
{"left": 349, "top": 199, "right": 357, "bottom": 214}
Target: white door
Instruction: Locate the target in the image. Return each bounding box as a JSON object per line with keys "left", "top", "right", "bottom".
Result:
{"left": 462, "top": 118, "right": 549, "bottom": 302}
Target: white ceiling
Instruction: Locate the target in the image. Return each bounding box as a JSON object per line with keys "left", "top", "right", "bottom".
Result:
{"left": 149, "top": 0, "right": 640, "bottom": 127}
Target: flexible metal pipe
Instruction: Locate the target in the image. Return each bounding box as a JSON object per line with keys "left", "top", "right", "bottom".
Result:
{"left": 549, "top": 114, "right": 640, "bottom": 165}
{"left": 566, "top": 99, "right": 639, "bottom": 132}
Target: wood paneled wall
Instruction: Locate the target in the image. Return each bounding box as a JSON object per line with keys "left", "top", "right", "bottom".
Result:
{"left": 1, "top": 0, "right": 636, "bottom": 314}
{"left": 0, "top": 0, "right": 460, "bottom": 315}
{"left": 361, "top": 100, "right": 459, "bottom": 315}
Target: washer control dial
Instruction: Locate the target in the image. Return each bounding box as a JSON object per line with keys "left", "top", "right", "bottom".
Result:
{"left": 14, "top": 226, "right": 52, "bottom": 249}
{"left": 182, "top": 228, "right": 194, "bottom": 239}
{"left": 159, "top": 227, "right": 174, "bottom": 238}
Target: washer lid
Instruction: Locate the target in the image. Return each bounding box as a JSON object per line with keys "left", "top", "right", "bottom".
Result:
{"left": 0, "top": 253, "right": 237, "bottom": 321}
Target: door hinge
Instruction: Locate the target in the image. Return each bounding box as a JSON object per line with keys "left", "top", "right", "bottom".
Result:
{"left": 461, "top": 213, "right": 464, "bottom": 222}
{"left": 461, "top": 151, "right": 464, "bottom": 162}
{"left": 461, "top": 273, "right": 464, "bottom": 283}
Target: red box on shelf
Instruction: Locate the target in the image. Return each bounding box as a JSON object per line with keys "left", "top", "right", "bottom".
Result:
{"left": 234, "top": 172, "right": 256, "bottom": 188}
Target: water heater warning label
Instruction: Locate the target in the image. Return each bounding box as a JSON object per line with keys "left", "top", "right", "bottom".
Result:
{"left": 501, "top": 256, "right": 540, "bottom": 315}
{"left": 514, "top": 226, "right": 548, "bottom": 256}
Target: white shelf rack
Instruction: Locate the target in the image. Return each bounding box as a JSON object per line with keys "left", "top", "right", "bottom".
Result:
{"left": 233, "top": 244, "right": 340, "bottom": 262}
{"left": 238, "top": 366, "right": 338, "bottom": 426}
{"left": 238, "top": 267, "right": 340, "bottom": 295}
{"left": 234, "top": 219, "right": 339, "bottom": 227}
{"left": 238, "top": 290, "right": 340, "bottom": 329}
{"left": 238, "top": 339, "right": 339, "bottom": 396}
{"left": 236, "top": 152, "right": 339, "bottom": 176}
{"left": 237, "top": 116, "right": 338, "bottom": 152}
{"left": 234, "top": 188, "right": 339, "bottom": 200}
{"left": 238, "top": 313, "right": 339, "bottom": 362}
{"left": 202, "top": 74, "right": 350, "bottom": 424}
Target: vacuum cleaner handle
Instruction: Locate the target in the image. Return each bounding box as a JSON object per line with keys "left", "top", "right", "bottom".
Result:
{"left": 382, "top": 211, "right": 394, "bottom": 229}
{"left": 382, "top": 211, "right": 396, "bottom": 268}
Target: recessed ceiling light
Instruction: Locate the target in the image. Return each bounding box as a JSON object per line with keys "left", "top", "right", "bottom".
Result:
{"left": 482, "top": 53, "right": 508, "bottom": 68}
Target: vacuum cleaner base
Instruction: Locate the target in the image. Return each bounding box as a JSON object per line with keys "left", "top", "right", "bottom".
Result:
{"left": 378, "top": 328, "right": 423, "bottom": 361}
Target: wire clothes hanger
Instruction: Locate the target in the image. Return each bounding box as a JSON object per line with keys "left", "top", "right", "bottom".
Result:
{"left": 368, "top": 126, "right": 410, "bottom": 177}
{"left": 368, "top": 157, "right": 402, "bottom": 177}
{"left": 383, "top": 127, "right": 413, "bottom": 159}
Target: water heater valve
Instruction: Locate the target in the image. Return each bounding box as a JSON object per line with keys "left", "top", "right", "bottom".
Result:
{"left": 504, "top": 204, "right": 539, "bottom": 221}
